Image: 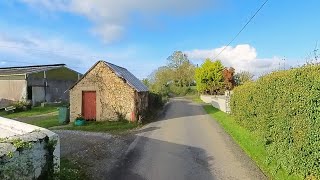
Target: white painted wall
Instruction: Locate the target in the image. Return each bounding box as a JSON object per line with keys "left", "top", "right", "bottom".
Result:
{"left": 0, "top": 117, "right": 60, "bottom": 179}
{"left": 0, "top": 80, "right": 27, "bottom": 102}
{"left": 200, "top": 95, "right": 228, "bottom": 113}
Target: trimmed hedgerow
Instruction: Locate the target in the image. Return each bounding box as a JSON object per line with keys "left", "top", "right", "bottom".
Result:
{"left": 231, "top": 65, "right": 320, "bottom": 179}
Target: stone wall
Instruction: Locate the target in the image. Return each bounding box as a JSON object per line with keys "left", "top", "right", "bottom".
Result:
{"left": 135, "top": 91, "right": 149, "bottom": 120}
{"left": 70, "top": 61, "right": 136, "bottom": 121}
{"left": 0, "top": 118, "right": 60, "bottom": 180}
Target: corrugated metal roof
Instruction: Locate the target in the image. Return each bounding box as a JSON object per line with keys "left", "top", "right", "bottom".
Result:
{"left": 104, "top": 61, "right": 148, "bottom": 92}
{"left": 0, "top": 64, "right": 65, "bottom": 76}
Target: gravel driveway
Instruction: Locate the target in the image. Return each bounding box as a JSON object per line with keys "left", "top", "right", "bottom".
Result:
{"left": 53, "top": 130, "right": 136, "bottom": 180}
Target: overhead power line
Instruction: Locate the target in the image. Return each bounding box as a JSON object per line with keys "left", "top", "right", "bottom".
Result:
{"left": 213, "top": 0, "right": 270, "bottom": 60}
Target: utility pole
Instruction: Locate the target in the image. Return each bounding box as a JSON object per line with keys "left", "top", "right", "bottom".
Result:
{"left": 314, "top": 41, "right": 319, "bottom": 64}
{"left": 282, "top": 56, "right": 286, "bottom": 70}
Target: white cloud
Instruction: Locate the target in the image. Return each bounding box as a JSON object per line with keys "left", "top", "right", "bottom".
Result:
{"left": 90, "top": 24, "right": 124, "bottom": 44}
{"left": 185, "top": 44, "right": 284, "bottom": 76}
{"left": 20, "top": 0, "right": 215, "bottom": 43}
{"left": 0, "top": 31, "right": 157, "bottom": 78}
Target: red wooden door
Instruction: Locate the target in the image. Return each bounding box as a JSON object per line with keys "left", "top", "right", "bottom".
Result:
{"left": 82, "top": 91, "right": 96, "bottom": 120}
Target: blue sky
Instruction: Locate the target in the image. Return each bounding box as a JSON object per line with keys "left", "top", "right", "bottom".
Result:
{"left": 0, "top": 0, "right": 319, "bottom": 78}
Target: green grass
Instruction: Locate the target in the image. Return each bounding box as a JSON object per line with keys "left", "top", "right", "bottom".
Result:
{"left": 59, "top": 120, "right": 140, "bottom": 134}
{"left": 0, "top": 106, "right": 58, "bottom": 118}
{"left": 184, "top": 95, "right": 203, "bottom": 103}
{"left": 203, "top": 105, "right": 302, "bottom": 180}
{"left": 56, "top": 158, "right": 88, "bottom": 180}
{"left": 26, "top": 115, "right": 62, "bottom": 129}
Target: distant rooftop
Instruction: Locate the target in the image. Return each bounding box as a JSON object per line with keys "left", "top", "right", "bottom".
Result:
{"left": 0, "top": 64, "right": 66, "bottom": 76}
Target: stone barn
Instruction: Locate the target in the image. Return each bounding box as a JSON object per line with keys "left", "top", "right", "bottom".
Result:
{"left": 0, "top": 64, "right": 81, "bottom": 108}
{"left": 69, "top": 61, "right": 149, "bottom": 122}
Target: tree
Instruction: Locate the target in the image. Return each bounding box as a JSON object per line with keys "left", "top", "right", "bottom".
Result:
{"left": 234, "top": 71, "right": 254, "bottom": 85}
{"left": 142, "top": 78, "right": 150, "bottom": 87}
{"left": 167, "top": 51, "right": 195, "bottom": 87}
{"left": 195, "top": 59, "right": 224, "bottom": 94}
{"left": 146, "top": 51, "right": 196, "bottom": 97}
{"left": 222, "top": 67, "right": 236, "bottom": 90}
{"left": 148, "top": 66, "right": 172, "bottom": 95}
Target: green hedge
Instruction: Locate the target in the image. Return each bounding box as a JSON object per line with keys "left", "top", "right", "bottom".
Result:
{"left": 231, "top": 65, "right": 320, "bottom": 179}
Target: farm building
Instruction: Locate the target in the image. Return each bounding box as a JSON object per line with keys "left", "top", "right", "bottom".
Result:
{"left": 0, "top": 64, "right": 81, "bottom": 108}
{"left": 69, "top": 61, "right": 149, "bottom": 122}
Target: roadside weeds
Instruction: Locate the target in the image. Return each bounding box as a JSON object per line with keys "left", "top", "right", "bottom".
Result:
{"left": 195, "top": 99, "right": 302, "bottom": 180}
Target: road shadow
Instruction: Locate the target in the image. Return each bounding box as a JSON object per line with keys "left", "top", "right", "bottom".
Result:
{"left": 107, "top": 136, "right": 216, "bottom": 180}
{"left": 131, "top": 126, "right": 161, "bottom": 134}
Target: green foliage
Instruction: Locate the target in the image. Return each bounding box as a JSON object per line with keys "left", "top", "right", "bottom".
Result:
{"left": 142, "top": 78, "right": 150, "bottom": 87}
{"left": 147, "top": 51, "right": 195, "bottom": 97}
{"left": 60, "top": 120, "right": 140, "bottom": 134}
{"left": 10, "top": 101, "right": 32, "bottom": 112}
{"left": 167, "top": 51, "right": 195, "bottom": 87}
{"left": 0, "top": 106, "right": 58, "bottom": 119}
{"left": 203, "top": 105, "right": 301, "bottom": 180}
{"left": 27, "top": 116, "right": 61, "bottom": 128}
{"left": 141, "top": 92, "right": 168, "bottom": 123}
{"left": 234, "top": 71, "right": 254, "bottom": 85}
{"left": 12, "top": 139, "right": 33, "bottom": 151}
{"left": 169, "top": 85, "right": 195, "bottom": 96}
{"left": 148, "top": 66, "right": 172, "bottom": 96}
{"left": 7, "top": 151, "right": 14, "bottom": 158}
{"left": 56, "top": 158, "right": 88, "bottom": 180}
{"left": 148, "top": 92, "right": 165, "bottom": 110}
{"left": 231, "top": 65, "right": 320, "bottom": 178}
{"left": 195, "top": 59, "right": 224, "bottom": 94}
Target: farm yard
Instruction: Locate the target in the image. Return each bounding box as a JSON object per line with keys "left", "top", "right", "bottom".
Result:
{"left": 2, "top": 51, "right": 320, "bottom": 179}
{"left": 1, "top": 1, "right": 320, "bottom": 179}
{"left": 0, "top": 104, "right": 145, "bottom": 179}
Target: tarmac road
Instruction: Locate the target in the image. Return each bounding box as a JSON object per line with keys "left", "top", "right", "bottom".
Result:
{"left": 109, "top": 98, "right": 266, "bottom": 180}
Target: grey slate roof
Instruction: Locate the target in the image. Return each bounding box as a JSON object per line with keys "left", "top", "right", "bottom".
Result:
{"left": 0, "top": 64, "right": 65, "bottom": 76}
{"left": 104, "top": 61, "right": 148, "bottom": 92}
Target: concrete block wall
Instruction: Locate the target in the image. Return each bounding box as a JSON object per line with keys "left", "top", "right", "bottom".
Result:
{"left": 0, "top": 118, "right": 60, "bottom": 180}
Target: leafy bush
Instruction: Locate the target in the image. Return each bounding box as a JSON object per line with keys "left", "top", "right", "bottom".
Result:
{"left": 11, "top": 101, "right": 31, "bottom": 112}
{"left": 169, "top": 85, "right": 188, "bottom": 96}
{"left": 148, "top": 92, "right": 165, "bottom": 110}
{"left": 230, "top": 65, "right": 320, "bottom": 178}
{"left": 142, "top": 92, "right": 167, "bottom": 123}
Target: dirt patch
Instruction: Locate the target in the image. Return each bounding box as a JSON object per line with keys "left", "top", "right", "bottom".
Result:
{"left": 53, "top": 130, "right": 135, "bottom": 180}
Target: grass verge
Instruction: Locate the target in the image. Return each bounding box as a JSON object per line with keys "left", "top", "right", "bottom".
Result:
{"left": 203, "top": 105, "right": 301, "bottom": 180}
{"left": 56, "top": 158, "right": 87, "bottom": 180}
{"left": 0, "top": 106, "right": 58, "bottom": 118}
{"left": 184, "top": 95, "right": 203, "bottom": 103}
{"left": 58, "top": 120, "right": 141, "bottom": 134}
{"left": 26, "top": 115, "right": 62, "bottom": 129}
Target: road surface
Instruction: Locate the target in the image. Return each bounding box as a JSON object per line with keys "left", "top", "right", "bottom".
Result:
{"left": 110, "top": 98, "right": 266, "bottom": 180}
